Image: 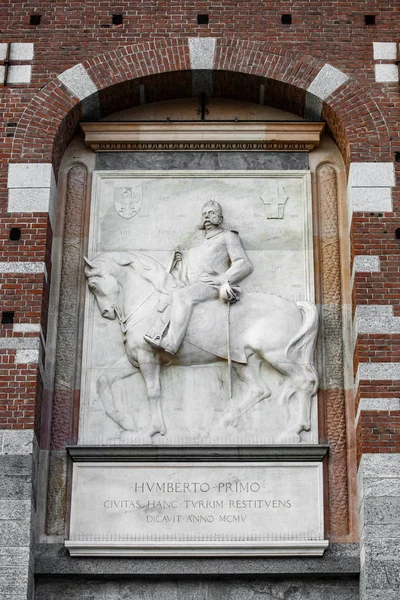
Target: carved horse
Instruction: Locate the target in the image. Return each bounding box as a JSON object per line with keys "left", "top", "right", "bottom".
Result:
{"left": 84, "top": 251, "right": 319, "bottom": 442}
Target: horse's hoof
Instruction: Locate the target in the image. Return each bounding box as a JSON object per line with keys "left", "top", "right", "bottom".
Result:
{"left": 119, "top": 414, "right": 137, "bottom": 431}
{"left": 276, "top": 432, "right": 301, "bottom": 444}
{"left": 96, "top": 374, "right": 108, "bottom": 392}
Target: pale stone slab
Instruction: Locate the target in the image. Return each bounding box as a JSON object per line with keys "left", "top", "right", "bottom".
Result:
{"left": 351, "top": 187, "right": 393, "bottom": 212}
{"left": 9, "top": 43, "right": 34, "bottom": 61}
{"left": 359, "top": 453, "right": 400, "bottom": 479}
{"left": 354, "top": 256, "right": 380, "bottom": 273}
{"left": 357, "top": 362, "right": 400, "bottom": 381}
{"left": 188, "top": 38, "right": 216, "bottom": 70}
{"left": 375, "top": 64, "right": 399, "bottom": 83}
{"left": 348, "top": 162, "right": 395, "bottom": 188}
{"left": 15, "top": 349, "right": 39, "bottom": 364}
{"left": 373, "top": 42, "right": 397, "bottom": 60}
{"left": 67, "top": 461, "right": 327, "bottom": 556}
{"left": 307, "top": 64, "right": 349, "bottom": 100}
{"left": 0, "top": 262, "right": 45, "bottom": 274}
{"left": 0, "top": 430, "right": 34, "bottom": 455}
{"left": 355, "top": 305, "right": 400, "bottom": 334}
{"left": 13, "top": 323, "right": 41, "bottom": 333}
{"left": 58, "top": 63, "right": 97, "bottom": 100}
{"left": 0, "top": 66, "right": 5, "bottom": 85}
{"left": 7, "top": 65, "right": 32, "bottom": 84}
{"left": 0, "top": 43, "right": 7, "bottom": 60}
{"left": 0, "top": 338, "right": 39, "bottom": 350}
{"left": 7, "top": 163, "right": 54, "bottom": 189}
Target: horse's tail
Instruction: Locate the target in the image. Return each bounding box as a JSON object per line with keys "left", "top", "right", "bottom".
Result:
{"left": 286, "top": 301, "right": 319, "bottom": 366}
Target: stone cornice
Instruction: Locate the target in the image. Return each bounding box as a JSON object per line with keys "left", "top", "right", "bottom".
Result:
{"left": 81, "top": 121, "right": 325, "bottom": 152}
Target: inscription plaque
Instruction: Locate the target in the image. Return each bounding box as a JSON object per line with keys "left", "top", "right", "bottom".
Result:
{"left": 66, "top": 461, "right": 328, "bottom": 556}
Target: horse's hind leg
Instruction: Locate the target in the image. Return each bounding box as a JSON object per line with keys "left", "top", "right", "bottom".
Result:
{"left": 271, "top": 358, "right": 318, "bottom": 442}
{"left": 219, "top": 353, "right": 271, "bottom": 429}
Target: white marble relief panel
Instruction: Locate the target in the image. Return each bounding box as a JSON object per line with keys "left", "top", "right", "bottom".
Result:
{"left": 80, "top": 171, "right": 318, "bottom": 445}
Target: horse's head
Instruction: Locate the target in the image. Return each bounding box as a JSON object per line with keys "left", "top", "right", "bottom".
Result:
{"left": 84, "top": 257, "right": 120, "bottom": 320}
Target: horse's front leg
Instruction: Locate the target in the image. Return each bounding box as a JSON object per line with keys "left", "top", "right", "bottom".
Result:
{"left": 138, "top": 356, "right": 166, "bottom": 438}
{"left": 97, "top": 356, "right": 139, "bottom": 432}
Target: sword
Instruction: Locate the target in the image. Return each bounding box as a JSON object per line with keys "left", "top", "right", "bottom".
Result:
{"left": 226, "top": 301, "right": 232, "bottom": 402}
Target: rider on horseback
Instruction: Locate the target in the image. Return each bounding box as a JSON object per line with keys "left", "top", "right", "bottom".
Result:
{"left": 144, "top": 200, "right": 253, "bottom": 355}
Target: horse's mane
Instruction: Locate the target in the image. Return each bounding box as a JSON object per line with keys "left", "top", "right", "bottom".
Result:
{"left": 89, "top": 251, "right": 178, "bottom": 295}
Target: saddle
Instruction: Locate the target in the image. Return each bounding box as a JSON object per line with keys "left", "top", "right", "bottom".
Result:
{"left": 145, "top": 286, "right": 247, "bottom": 364}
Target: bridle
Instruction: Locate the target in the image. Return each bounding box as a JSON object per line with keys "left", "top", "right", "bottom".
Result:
{"left": 113, "top": 288, "right": 156, "bottom": 334}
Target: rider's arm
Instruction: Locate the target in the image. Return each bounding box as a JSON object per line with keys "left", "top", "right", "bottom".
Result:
{"left": 219, "top": 231, "right": 253, "bottom": 285}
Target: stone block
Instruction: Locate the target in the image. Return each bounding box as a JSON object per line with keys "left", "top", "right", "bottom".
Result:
{"left": 0, "top": 500, "right": 31, "bottom": 520}
{"left": 351, "top": 187, "right": 393, "bottom": 212}
{"left": 359, "top": 454, "right": 400, "bottom": 479}
{"left": 373, "top": 42, "right": 397, "bottom": 60}
{"left": 375, "top": 64, "right": 399, "bottom": 82}
{"left": 8, "top": 186, "right": 55, "bottom": 214}
{"left": 355, "top": 305, "right": 400, "bottom": 334}
{"left": 0, "top": 547, "right": 30, "bottom": 567}
{"left": 348, "top": 163, "right": 395, "bottom": 188}
{"left": 363, "top": 497, "right": 400, "bottom": 525}
{"left": 357, "top": 361, "right": 400, "bottom": 381}
{"left": 9, "top": 43, "right": 34, "bottom": 61}
{"left": 0, "top": 521, "right": 30, "bottom": 546}
{"left": 188, "top": 37, "right": 216, "bottom": 70}
{"left": 13, "top": 323, "right": 41, "bottom": 333}
{"left": 57, "top": 63, "right": 97, "bottom": 100}
{"left": 0, "top": 65, "right": 5, "bottom": 84}
{"left": 0, "top": 338, "right": 39, "bottom": 351}
{"left": 364, "top": 523, "right": 400, "bottom": 539}
{"left": 15, "top": 349, "right": 40, "bottom": 364}
{"left": 361, "top": 476, "right": 400, "bottom": 499}
{"left": 363, "top": 560, "right": 400, "bottom": 589}
{"left": 0, "top": 567, "right": 29, "bottom": 597}
{"left": 7, "top": 65, "right": 32, "bottom": 84}
{"left": 0, "top": 473, "right": 31, "bottom": 499}
{"left": 0, "top": 454, "right": 32, "bottom": 473}
{"left": 354, "top": 256, "right": 381, "bottom": 273}
{"left": 1, "top": 430, "right": 34, "bottom": 455}
{"left": 363, "top": 538, "right": 400, "bottom": 561}
{"left": 0, "top": 43, "right": 7, "bottom": 60}
{"left": 0, "top": 261, "right": 45, "bottom": 274}
{"left": 7, "top": 163, "right": 54, "bottom": 189}
{"left": 361, "top": 590, "right": 400, "bottom": 600}
{"left": 307, "top": 63, "right": 349, "bottom": 100}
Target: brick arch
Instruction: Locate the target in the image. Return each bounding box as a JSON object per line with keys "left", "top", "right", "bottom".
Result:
{"left": 11, "top": 37, "right": 391, "bottom": 173}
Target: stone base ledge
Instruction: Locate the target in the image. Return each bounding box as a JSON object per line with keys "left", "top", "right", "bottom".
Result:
{"left": 34, "top": 542, "right": 360, "bottom": 575}
{"left": 65, "top": 539, "right": 329, "bottom": 557}
{"left": 67, "top": 444, "right": 329, "bottom": 462}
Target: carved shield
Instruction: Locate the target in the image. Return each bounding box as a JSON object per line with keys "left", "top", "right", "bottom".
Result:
{"left": 114, "top": 186, "right": 142, "bottom": 219}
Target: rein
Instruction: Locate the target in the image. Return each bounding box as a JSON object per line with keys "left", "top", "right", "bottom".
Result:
{"left": 114, "top": 289, "right": 156, "bottom": 334}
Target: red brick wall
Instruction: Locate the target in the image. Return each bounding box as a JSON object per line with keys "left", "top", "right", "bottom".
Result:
{"left": 1, "top": 3, "right": 400, "bottom": 470}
